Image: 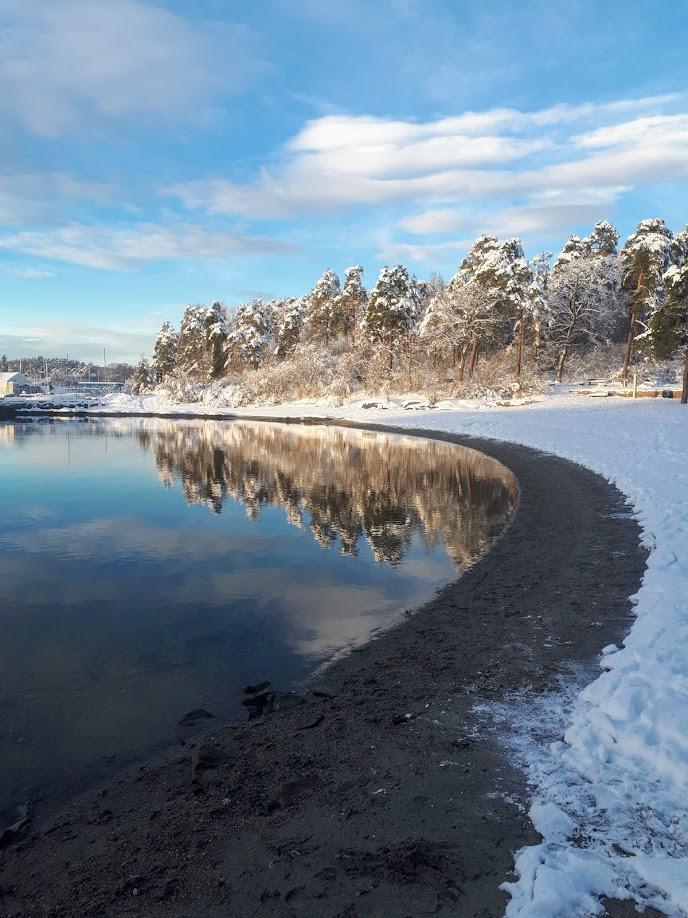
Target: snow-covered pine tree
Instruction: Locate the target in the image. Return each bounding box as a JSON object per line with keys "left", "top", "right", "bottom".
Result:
{"left": 467, "top": 237, "right": 532, "bottom": 378}
{"left": 274, "top": 296, "right": 308, "bottom": 358}
{"left": 528, "top": 252, "right": 552, "bottom": 359}
{"left": 672, "top": 226, "right": 688, "bottom": 266}
{"left": 204, "top": 301, "right": 229, "bottom": 379}
{"left": 304, "top": 269, "right": 341, "bottom": 345}
{"left": 553, "top": 235, "right": 588, "bottom": 271}
{"left": 225, "top": 299, "right": 274, "bottom": 369}
{"left": 177, "top": 304, "right": 209, "bottom": 378}
{"left": 548, "top": 254, "right": 622, "bottom": 381}
{"left": 649, "top": 262, "right": 688, "bottom": 403}
{"left": 151, "top": 321, "right": 178, "bottom": 384}
{"left": 362, "top": 264, "right": 420, "bottom": 369}
{"left": 620, "top": 218, "right": 677, "bottom": 382}
{"left": 336, "top": 265, "right": 367, "bottom": 341}
{"left": 586, "top": 220, "right": 619, "bottom": 257}
{"left": 131, "top": 357, "right": 152, "bottom": 394}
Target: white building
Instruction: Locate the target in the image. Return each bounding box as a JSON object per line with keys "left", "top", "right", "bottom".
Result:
{"left": 0, "top": 372, "right": 40, "bottom": 397}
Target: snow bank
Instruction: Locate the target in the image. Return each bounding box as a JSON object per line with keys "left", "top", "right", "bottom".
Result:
{"left": 12, "top": 387, "right": 688, "bottom": 915}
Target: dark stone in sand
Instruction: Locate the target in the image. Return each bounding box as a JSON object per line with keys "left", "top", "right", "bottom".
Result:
{"left": 243, "top": 680, "right": 271, "bottom": 695}
{"left": 0, "top": 816, "right": 29, "bottom": 849}
{"left": 177, "top": 708, "right": 215, "bottom": 727}
{"left": 241, "top": 690, "right": 301, "bottom": 719}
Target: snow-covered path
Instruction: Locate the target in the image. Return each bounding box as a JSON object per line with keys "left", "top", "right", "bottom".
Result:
{"left": 13, "top": 391, "right": 688, "bottom": 915}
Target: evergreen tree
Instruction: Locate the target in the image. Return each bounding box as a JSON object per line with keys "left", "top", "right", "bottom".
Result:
{"left": 586, "top": 220, "right": 619, "bottom": 257}
{"left": 528, "top": 252, "right": 552, "bottom": 358}
{"left": 553, "top": 234, "right": 588, "bottom": 270}
{"left": 464, "top": 236, "right": 532, "bottom": 378}
{"left": 336, "top": 265, "right": 367, "bottom": 340}
{"left": 131, "top": 357, "right": 152, "bottom": 394}
{"left": 151, "top": 321, "right": 178, "bottom": 384}
{"left": 204, "top": 301, "right": 229, "bottom": 379}
{"left": 620, "top": 219, "right": 677, "bottom": 382}
{"left": 177, "top": 304, "right": 209, "bottom": 378}
{"left": 225, "top": 299, "right": 274, "bottom": 369}
{"left": 0, "top": 354, "right": 7, "bottom": 372}
{"left": 650, "top": 262, "right": 688, "bottom": 403}
{"left": 304, "top": 268, "right": 341, "bottom": 345}
{"left": 362, "top": 264, "right": 420, "bottom": 369}
{"left": 274, "top": 296, "right": 307, "bottom": 358}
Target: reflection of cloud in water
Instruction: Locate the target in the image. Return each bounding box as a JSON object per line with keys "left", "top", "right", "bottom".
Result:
{"left": 1, "top": 518, "right": 274, "bottom": 564}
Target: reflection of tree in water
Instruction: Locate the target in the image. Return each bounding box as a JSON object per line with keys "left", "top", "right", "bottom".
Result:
{"left": 135, "top": 421, "right": 517, "bottom": 569}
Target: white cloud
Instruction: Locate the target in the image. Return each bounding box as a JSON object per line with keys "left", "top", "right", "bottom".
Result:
{"left": 166, "top": 94, "right": 688, "bottom": 224}
{"left": 0, "top": 222, "right": 300, "bottom": 270}
{"left": 398, "top": 209, "right": 467, "bottom": 234}
{"left": 379, "top": 239, "right": 473, "bottom": 263}
{"left": 400, "top": 197, "right": 622, "bottom": 240}
{"left": 0, "top": 264, "right": 54, "bottom": 279}
{"left": 573, "top": 113, "right": 688, "bottom": 149}
{"left": 0, "top": 0, "right": 264, "bottom": 137}
{"left": 0, "top": 172, "right": 111, "bottom": 224}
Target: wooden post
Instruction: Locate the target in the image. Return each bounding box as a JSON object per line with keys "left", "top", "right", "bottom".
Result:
{"left": 682, "top": 348, "right": 688, "bottom": 405}
{"left": 633, "top": 373, "right": 638, "bottom": 399}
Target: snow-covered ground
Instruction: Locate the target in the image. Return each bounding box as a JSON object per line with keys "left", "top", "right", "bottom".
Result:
{"left": 9, "top": 388, "right": 688, "bottom": 916}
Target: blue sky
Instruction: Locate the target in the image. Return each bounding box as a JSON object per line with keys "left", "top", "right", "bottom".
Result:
{"left": 1, "top": 0, "right": 687, "bottom": 362}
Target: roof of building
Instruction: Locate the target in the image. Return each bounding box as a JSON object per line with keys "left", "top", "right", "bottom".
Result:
{"left": 0, "top": 372, "right": 35, "bottom": 384}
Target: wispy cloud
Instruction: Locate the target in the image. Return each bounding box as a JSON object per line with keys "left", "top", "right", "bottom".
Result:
{"left": 0, "top": 172, "right": 112, "bottom": 224}
{"left": 0, "top": 222, "right": 301, "bottom": 270}
{"left": 165, "top": 94, "right": 687, "bottom": 227}
{"left": 0, "top": 264, "right": 54, "bottom": 279}
{"left": 0, "top": 0, "right": 265, "bottom": 137}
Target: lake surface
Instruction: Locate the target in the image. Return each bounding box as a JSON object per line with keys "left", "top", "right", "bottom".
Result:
{"left": 0, "top": 418, "right": 516, "bottom": 817}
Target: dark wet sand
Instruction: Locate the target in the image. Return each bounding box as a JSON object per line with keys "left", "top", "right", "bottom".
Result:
{"left": 0, "top": 424, "right": 647, "bottom": 917}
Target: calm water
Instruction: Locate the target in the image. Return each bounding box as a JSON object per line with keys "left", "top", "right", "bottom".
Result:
{"left": 0, "top": 418, "right": 516, "bottom": 816}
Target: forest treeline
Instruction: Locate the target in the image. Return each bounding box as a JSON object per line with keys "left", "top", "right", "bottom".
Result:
{"left": 134, "top": 218, "right": 688, "bottom": 403}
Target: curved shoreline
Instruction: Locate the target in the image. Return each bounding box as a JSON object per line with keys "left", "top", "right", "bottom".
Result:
{"left": 0, "top": 421, "right": 646, "bottom": 917}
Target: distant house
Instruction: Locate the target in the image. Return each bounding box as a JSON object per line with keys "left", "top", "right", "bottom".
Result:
{"left": 0, "top": 372, "right": 41, "bottom": 397}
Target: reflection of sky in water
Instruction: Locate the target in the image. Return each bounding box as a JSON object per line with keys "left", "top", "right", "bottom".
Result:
{"left": 0, "top": 418, "right": 515, "bottom": 816}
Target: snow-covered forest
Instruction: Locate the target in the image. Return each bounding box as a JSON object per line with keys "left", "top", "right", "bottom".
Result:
{"left": 136, "top": 218, "right": 688, "bottom": 405}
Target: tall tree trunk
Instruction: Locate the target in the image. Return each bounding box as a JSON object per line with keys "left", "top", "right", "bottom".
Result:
{"left": 534, "top": 323, "right": 541, "bottom": 361}
{"left": 622, "top": 270, "right": 644, "bottom": 384}
{"left": 458, "top": 346, "right": 467, "bottom": 382}
{"left": 388, "top": 332, "right": 394, "bottom": 371}
{"left": 515, "top": 313, "right": 524, "bottom": 380}
{"left": 682, "top": 347, "right": 688, "bottom": 405}
{"left": 468, "top": 338, "right": 479, "bottom": 378}
{"left": 556, "top": 346, "right": 568, "bottom": 383}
